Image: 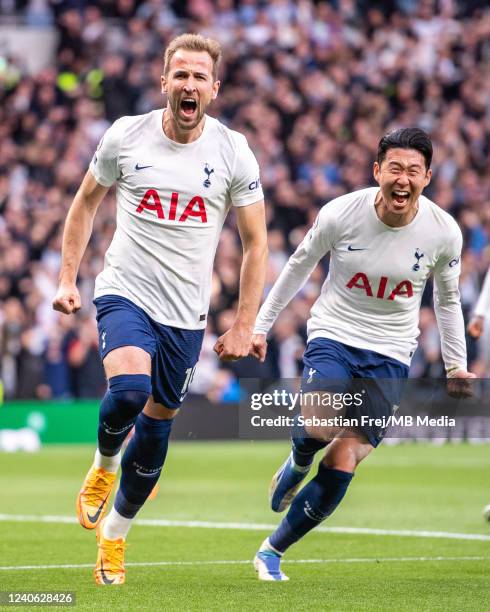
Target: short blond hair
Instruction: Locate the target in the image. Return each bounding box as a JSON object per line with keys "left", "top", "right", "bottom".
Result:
{"left": 164, "top": 33, "right": 222, "bottom": 81}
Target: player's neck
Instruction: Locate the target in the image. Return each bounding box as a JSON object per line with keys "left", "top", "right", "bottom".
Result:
{"left": 375, "top": 192, "right": 419, "bottom": 228}
{"left": 162, "top": 108, "right": 205, "bottom": 144}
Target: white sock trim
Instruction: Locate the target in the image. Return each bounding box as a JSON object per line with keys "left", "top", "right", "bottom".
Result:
{"left": 94, "top": 449, "right": 121, "bottom": 472}
{"left": 291, "top": 460, "right": 312, "bottom": 474}
{"left": 103, "top": 507, "right": 133, "bottom": 540}
{"left": 261, "top": 538, "right": 283, "bottom": 557}
{"left": 290, "top": 453, "right": 312, "bottom": 474}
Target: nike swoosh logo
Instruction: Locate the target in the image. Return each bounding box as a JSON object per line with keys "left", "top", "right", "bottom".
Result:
{"left": 104, "top": 423, "right": 133, "bottom": 435}
{"left": 100, "top": 559, "right": 115, "bottom": 585}
{"left": 135, "top": 163, "right": 153, "bottom": 170}
{"left": 347, "top": 246, "right": 368, "bottom": 251}
{"left": 87, "top": 494, "right": 109, "bottom": 524}
{"left": 136, "top": 469, "right": 159, "bottom": 477}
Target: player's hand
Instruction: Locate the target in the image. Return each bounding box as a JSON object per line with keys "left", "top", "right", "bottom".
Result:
{"left": 249, "top": 333, "right": 267, "bottom": 362}
{"left": 446, "top": 370, "right": 476, "bottom": 399}
{"left": 52, "top": 283, "right": 81, "bottom": 315}
{"left": 467, "top": 316, "right": 484, "bottom": 339}
{"left": 213, "top": 324, "right": 252, "bottom": 361}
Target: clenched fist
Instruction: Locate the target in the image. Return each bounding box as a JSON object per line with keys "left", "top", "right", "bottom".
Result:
{"left": 214, "top": 323, "right": 252, "bottom": 361}
{"left": 249, "top": 333, "right": 267, "bottom": 362}
{"left": 52, "top": 283, "right": 81, "bottom": 315}
{"left": 467, "top": 315, "right": 484, "bottom": 339}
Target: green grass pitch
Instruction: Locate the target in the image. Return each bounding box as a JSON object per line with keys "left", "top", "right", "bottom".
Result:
{"left": 0, "top": 442, "right": 489, "bottom": 611}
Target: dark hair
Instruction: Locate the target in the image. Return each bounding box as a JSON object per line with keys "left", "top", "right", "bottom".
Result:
{"left": 377, "top": 128, "right": 433, "bottom": 170}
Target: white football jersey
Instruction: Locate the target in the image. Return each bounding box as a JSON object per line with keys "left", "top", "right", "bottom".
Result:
{"left": 474, "top": 266, "right": 490, "bottom": 318}
{"left": 255, "top": 187, "right": 463, "bottom": 365}
{"left": 90, "top": 109, "right": 263, "bottom": 329}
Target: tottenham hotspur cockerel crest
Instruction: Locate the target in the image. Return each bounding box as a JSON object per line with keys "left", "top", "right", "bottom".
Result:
{"left": 203, "top": 163, "right": 214, "bottom": 188}
{"left": 412, "top": 248, "right": 424, "bottom": 272}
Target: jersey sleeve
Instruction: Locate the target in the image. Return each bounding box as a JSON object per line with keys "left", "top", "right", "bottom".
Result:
{"left": 301, "top": 204, "right": 336, "bottom": 260}
{"left": 474, "top": 266, "right": 490, "bottom": 318}
{"left": 229, "top": 134, "right": 264, "bottom": 207}
{"left": 253, "top": 204, "right": 336, "bottom": 334}
{"left": 433, "top": 276, "right": 467, "bottom": 373}
{"left": 433, "top": 222, "right": 463, "bottom": 282}
{"left": 89, "top": 118, "right": 127, "bottom": 187}
{"left": 432, "top": 221, "right": 466, "bottom": 373}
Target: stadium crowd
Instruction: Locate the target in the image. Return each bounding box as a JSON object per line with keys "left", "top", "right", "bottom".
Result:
{"left": 0, "top": 0, "right": 489, "bottom": 401}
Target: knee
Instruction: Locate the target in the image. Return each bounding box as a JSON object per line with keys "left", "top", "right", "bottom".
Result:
{"left": 108, "top": 374, "right": 152, "bottom": 419}
{"left": 323, "top": 439, "right": 372, "bottom": 472}
{"left": 323, "top": 450, "right": 357, "bottom": 473}
{"left": 144, "top": 402, "right": 178, "bottom": 420}
{"left": 303, "top": 424, "right": 331, "bottom": 444}
{"left": 300, "top": 408, "right": 337, "bottom": 443}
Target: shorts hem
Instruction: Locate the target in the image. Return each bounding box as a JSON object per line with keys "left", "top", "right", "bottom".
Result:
{"left": 307, "top": 332, "right": 412, "bottom": 367}
{"left": 94, "top": 292, "right": 207, "bottom": 331}
{"left": 100, "top": 341, "right": 155, "bottom": 361}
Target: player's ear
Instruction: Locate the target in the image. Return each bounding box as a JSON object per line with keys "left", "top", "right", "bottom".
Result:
{"left": 161, "top": 75, "right": 167, "bottom": 95}
{"left": 211, "top": 80, "right": 221, "bottom": 100}
{"left": 423, "top": 168, "right": 432, "bottom": 187}
{"left": 373, "top": 161, "right": 381, "bottom": 184}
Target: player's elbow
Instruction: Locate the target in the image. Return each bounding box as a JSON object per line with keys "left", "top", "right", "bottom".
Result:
{"left": 433, "top": 283, "right": 461, "bottom": 309}
{"left": 436, "top": 293, "right": 461, "bottom": 309}
{"left": 244, "top": 238, "right": 268, "bottom": 263}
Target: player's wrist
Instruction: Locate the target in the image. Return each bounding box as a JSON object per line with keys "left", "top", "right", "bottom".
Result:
{"left": 58, "top": 273, "right": 78, "bottom": 287}
{"left": 446, "top": 365, "right": 467, "bottom": 378}
{"left": 252, "top": 328, "right": 267, "bottom": 337}
{"left": 232, "top": 318, "right": 254, "bottom": 334}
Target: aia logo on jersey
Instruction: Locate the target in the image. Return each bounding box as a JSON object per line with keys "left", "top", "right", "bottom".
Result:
{"left": 136, "top": 189, "right": 207, "bottom": 223}
{"left": 346, "top": 273, "right": 413, "bottom": 300}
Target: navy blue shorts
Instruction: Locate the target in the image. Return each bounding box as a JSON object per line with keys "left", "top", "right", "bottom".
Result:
{"left": 301, "top": 337, "right": 409, "bottom": 447}
{"left": 94, "top": 295, "right": 204, "bottom": 409}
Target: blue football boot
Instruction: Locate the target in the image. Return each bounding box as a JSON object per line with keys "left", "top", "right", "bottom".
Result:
{"left": 253, "top": 539, "right": 289, "bottom": 581}
{"left": 269, "top": 452, "right": 312, "bottom": 512}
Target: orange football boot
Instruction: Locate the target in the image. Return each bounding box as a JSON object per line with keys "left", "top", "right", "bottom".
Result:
{"left": 94, "top": 518, "right": 126, "bottom": 585}
{"left": 77, "top": 466, "right": 116, "bottom": 529}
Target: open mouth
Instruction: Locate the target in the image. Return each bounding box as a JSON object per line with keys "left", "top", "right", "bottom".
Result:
{"left": 392, "top": 190, "right": 410, "bottom": 205}
{"left": 180, "top": 98, "right": 198, "bottom": 117}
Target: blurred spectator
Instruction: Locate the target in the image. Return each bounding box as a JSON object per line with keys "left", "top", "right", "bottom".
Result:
{"left": 65, "top": 316, "right": 106, "bottom": 398}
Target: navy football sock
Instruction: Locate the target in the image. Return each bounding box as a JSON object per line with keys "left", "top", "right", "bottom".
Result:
{"left": 115, "top": 413, "right": 173, "bottom": 518}
{"left": 291, "top": 415, "right": 328, "bottom": 467}
{"left": 269, "top": 463, "right": 353, "bottom": 553}
{"left": 98, "top": 374, "right": 151, "bottom": 456}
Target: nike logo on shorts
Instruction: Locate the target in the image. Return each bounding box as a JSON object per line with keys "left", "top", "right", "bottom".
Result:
{"left": 135, "top": 163, "right": 153, "bottom": 170}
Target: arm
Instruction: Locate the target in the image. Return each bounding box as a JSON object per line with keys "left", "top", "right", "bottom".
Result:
{"left": 433, "top": 273, "right": 475, "bottom": 398}
{"left": 214, "top": 200, "right": 268, "bottom": 361}
{"left": 52, "top": 171, "right": 109, "bottom": 314}
{"left": 250, "top": 209, "right": 331, "bottom": 360}
{"left": 433, "top": 275, "right": 467, "bottom": 374}
{"left": 467, "top": 266, "right": 490, "bottom": 339}
{"left": 253, "top": 241, "right": 323, "bottom": 334}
